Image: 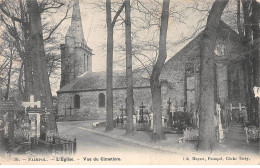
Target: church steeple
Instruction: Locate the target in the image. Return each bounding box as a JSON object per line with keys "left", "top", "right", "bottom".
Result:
{"left": 60, "top": 0, "right": 93, "bottom": 88}
{"left": 66, "top": 0, "right": 86, "bottom": 45}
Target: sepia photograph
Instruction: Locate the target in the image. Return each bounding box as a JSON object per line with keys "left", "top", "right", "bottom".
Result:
{"left": 0, "top": 0, "right": 260, "bottom": 165}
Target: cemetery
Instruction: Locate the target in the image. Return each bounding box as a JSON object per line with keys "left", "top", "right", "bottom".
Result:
{"left": 0, "top": 95, "right": 77, "bottom": 156}
{"left": 90, "top": 93, "right": 259, "bottom": 149}
{"left": 1, "top": 0, "right": 260, "bottom": 163}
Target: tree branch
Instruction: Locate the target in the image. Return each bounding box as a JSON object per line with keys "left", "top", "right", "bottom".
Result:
{"left": 0, "top": 2, "right": 24, "bottom": 23}
{"left": 111, "top": 1, "right": 126, "bottom": 27}
{"left": 133, "top": 54, "right": 151, "bottom": 76}
{"left": 44, "top": 6, "right": 70, "bottom": 41}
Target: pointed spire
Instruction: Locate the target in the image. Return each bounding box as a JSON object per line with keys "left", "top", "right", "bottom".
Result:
{"left": 66, "top": 0, "right": 86, "bottom": 44}
{"left": 71, "top": 0, "right": 81, "bottom": 23}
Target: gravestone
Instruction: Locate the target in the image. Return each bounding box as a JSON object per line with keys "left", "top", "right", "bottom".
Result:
{"left": 0, "top": 100, "right": 15, "bottom": 143}
{"left": 133, "top": 115, "right": 137, "bottom": 127}
{"left": 26, "top": 108, "right": 49, "bottom": 140}
{"left": 229, "top": 103, "right": 246, "bottom": 122}
{"left": 22, "top": 96, "right": 48, "bottom": 139}
{"left": 0, "top": 100, "right": 16, "bottom": 155}
{"left": 149, "top": 113, "right": 166, "bottom": 129}
{"left": 136, "top": 110, "right": 140, "bottom": 122}
{"left": 64, "top": 105, "right": 74, "bottom": 116}
{"left": 253, "top": 87, "right": 260, "bottom": 98}
{"left": 0, "top": 100, "right": 15, "bottom": 112}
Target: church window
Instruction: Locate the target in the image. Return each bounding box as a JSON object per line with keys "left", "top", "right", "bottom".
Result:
{"left": 74, "top": 94, "right": 80, "bottom": 109}
{"left": 98, "top": 93, "right": 105, "bottom": 107}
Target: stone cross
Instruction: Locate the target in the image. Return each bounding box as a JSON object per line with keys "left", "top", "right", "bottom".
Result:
{"left": 63, "top": 105, "right": 74, "bottom": 116}
{"left": 230, "top": 103, "right": 245, "bottom": 112}
{"left": 239, "top": 103, "right": 246, "bottom": 111}
{"left": 22, "top": 95, "right": 41, "bottom": 112}
{"left": 139, "top": 102, "right": 145, "bottom": 123}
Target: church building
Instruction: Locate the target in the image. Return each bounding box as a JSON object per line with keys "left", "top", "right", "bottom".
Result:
{"left": 57, "top": 0, "right": 249, "bottom": 125}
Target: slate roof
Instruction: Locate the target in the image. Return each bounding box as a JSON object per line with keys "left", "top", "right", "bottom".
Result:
{"left": 57, "top": 68, "right": 150, "bottom": 93}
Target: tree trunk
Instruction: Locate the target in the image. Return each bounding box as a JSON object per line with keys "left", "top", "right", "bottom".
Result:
{"left": 150, "top": 0, "right": 169, "bottom": 141}
{"left": 18, "top": 63, "right": 24, "bottom": 96}
{"left": 106, "top": 0, "right": 114, "bottom": 131}
{"left": 27, "top": 0, "right": 53, "bottom": 108}
{"left": 198, "top": 0, "right": 228, "bottom": 151}
{"left": 4, "top": 47, "right": 14, "bottom": 100}
{"left": 242, "top": 0, "right": 255, "bottom": 124}
{"left": 27, "top": 0, "right": 55, "bottom": 133}
{"left": 251, "top": 0, "right": 260, "bottom": 153}
{"left": 125, "top": 0, "right": 134, "bottom": 135}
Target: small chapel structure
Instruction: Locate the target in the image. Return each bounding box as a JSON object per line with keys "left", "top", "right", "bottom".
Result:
{"left": 57, "top": 0, "right": 251, "bottom": 126}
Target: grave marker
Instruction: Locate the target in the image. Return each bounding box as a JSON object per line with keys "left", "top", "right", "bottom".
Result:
{"left": 0, "top": 100, "right": 15, "bottom": 143}
{"left": 0, "top": 100, "right": 15, "bottom": 112}
{"left": 64, "top": 105, "right": 74, "bottom": 116}
{"left": 149, "top": 113, "right": 166, "bottom": 129}
{"left": 27, "top": 108, "right": 46, "bottom": 139}
{"left": 133, "top": 115, "right": 137, "bottom": 126}
{"left": 230, "top": 103, "right": 245, "bottom": 111}
{"left": 253, "top": 86, "right": 260, "bottom": 98}
{"left": 22, "top": 95, "right": 41, "bottom": 112}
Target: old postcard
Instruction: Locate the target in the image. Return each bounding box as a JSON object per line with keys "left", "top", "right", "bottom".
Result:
{"left": 0, "top": 0, "right": 260, "bottom": 165}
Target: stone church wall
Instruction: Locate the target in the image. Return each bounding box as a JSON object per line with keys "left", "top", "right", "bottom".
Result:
{"left": 57, "top": 87, "right": 152, "bottom": 120}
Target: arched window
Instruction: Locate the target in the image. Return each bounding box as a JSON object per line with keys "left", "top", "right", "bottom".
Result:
{"left": 74, "top": 94, "right": 80, "bottom": 109}
{"left": 98, "top": 93, "right": 105, "bottom": 107}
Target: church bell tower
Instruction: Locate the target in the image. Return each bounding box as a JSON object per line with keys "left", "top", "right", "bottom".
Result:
{"left": 60, "top": 0, "right": 92, "bottom": 88}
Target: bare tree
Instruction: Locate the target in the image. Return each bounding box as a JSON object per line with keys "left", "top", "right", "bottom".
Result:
{"left": 198, "top": 0, "right": 228, "bottom": 151}
{"left": 125, "top": 0, "right": 134, "bottom": 135}
{"left": 150, "top": 0, "right": 170, "bottom": 141}
{"left": 0, "top": 0, "right": 71, "bottom": 101}
{"left": 105, "top": 0, "right": 125, "bottom": 131}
